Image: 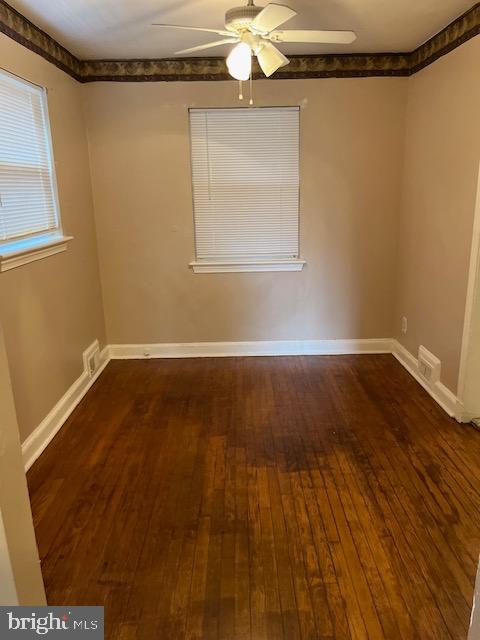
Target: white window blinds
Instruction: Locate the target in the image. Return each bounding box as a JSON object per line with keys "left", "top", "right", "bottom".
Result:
{"left": 0, "top": 71, "right": 59, "bottom": 243}
{"left": 189, "top": 107, "right": 300, "bottom": 261}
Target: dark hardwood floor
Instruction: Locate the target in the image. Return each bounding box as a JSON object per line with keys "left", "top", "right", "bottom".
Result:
{"left": 27, "top": 355, "right": 480, "bottom": 639}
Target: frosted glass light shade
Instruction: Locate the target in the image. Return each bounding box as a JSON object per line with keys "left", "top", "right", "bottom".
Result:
{"left": 226, "top": 43, "right": 252, "bottom": 81}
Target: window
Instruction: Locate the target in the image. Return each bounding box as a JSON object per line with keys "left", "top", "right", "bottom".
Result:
{"left": 0, "top": 70, "right": 71, "bottom": 272}
{"left": 189, "top": 107, "right": 304, "bottom": 273}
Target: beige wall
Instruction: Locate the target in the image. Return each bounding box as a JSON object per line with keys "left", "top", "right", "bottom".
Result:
{"left": 1, "top": 28, "right": 478, "bottom": 444}
{"left": 395, "top": 37, "right": 480, "bottom": 393}
{"left": 82, "top": 79, "right": 407, "bottom": 345}
{"left": 0, "top": 34, "right": 106, "bottom": 442}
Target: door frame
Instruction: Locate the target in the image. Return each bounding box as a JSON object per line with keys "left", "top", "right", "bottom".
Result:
{"left": 0, "top": 321, "right": 46, "bottom": 605}
{"left": 457, "top": 161, "right": 480, "bottom": 422}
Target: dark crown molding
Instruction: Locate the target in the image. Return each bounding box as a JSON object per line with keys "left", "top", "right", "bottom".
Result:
{"left": 1, "top": 1, "right": 479, "bottom": 82}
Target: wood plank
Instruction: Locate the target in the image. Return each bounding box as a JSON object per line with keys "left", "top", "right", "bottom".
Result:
{"left": 27, "top": 355, "right": 480, "bottom": 639}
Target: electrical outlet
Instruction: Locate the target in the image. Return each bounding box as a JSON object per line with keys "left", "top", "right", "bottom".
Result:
{"left": 401, "top": 316, "right": 408, "bottom": 335}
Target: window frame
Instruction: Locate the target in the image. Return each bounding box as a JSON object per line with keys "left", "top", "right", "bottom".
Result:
{"left": 0, "top": 69, "right": 72, "bottom": 273}
{"left": 188, "top": 106, "right": 305, "bottom": 274}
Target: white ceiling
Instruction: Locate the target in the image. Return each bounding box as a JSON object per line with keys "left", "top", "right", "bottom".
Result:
{"left": 8, "top": 0, "right": 474, "bottom": 59}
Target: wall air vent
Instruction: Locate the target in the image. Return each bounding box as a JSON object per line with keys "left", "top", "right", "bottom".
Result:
{"left": 418, "top": 346, "right": 441, "bottom": 385}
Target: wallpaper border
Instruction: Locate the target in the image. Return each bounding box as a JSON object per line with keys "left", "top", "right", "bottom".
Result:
{"left": 0, "top": 0, "right": 479, "bottom": 82}
{"left": 0, "top": 0, "right": 82, "bottom": 80}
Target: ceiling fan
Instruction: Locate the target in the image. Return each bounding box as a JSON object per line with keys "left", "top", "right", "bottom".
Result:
{"left": 152, "top": 0, "right": 357, "bottom": 80}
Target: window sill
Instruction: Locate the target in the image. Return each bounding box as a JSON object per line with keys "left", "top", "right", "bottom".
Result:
{"left": 0, "top": 234, "right": 73, "bottom": 273}
{"left": 189, "top": 259, "right": 306, "bottom": 273}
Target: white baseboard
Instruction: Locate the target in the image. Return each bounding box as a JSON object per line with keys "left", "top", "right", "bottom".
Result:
{"left": 114, "top": 339, "right": 460, "bottom": 420}
{"left": 22, "top": 337, "right": 464, "bottom": 471}
{"left": 392, "top": 340, "right": 458, "bottom": 418}
{"left": 108, "top": 338, "right": 394, "bottom": 360}
{"left": 454, "top": 404, "right": 480, "bottom": 424}
{"left": 22, "top": 341, "right": 109, "bottom": 471}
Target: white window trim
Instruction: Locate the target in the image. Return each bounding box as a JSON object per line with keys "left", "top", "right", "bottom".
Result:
{"left": 189, "top": 107, "right": 303, "bottom": 274}
{"left": 189, "top": 258, "right": 305, "bottom": 273}
{"left": 0, "top": 70, "right": 70, "bottom": 272}
{"left": 0, "top": 233, "right": 73, "bottom": 272}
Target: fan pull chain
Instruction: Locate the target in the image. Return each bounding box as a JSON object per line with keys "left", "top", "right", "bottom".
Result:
{"left": 249, "top": 70, "right": 254, "bottom": 105}
{"left": 238, "top": 80, "right": 243, "bottom": 100}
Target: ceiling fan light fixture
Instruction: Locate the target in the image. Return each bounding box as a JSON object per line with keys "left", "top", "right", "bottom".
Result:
{"left": 155, "top": 1, "right": 357, "bottom": 94}
{"left": 226, "top": 42, "right": 252, "bottom": 80}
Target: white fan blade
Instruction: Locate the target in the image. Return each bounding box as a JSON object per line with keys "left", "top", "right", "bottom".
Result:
{"left": 257, "top": 42, "right": 289, "bottom": 77}
{"left": 175, "top": 38, "right": 238, "bottom": 55}
{"left": 251, "top": 4, "right": 296, "bottom": 34}
{"left": 152, "top": 23, "right": 232, "bottom": 37}
{"left": 270, "top": 29, "right": 357, "bottom": 44}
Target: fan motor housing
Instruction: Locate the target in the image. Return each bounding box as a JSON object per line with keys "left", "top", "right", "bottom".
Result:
{"left": 225, "top": 5, "right": 263, "bottom": 32}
